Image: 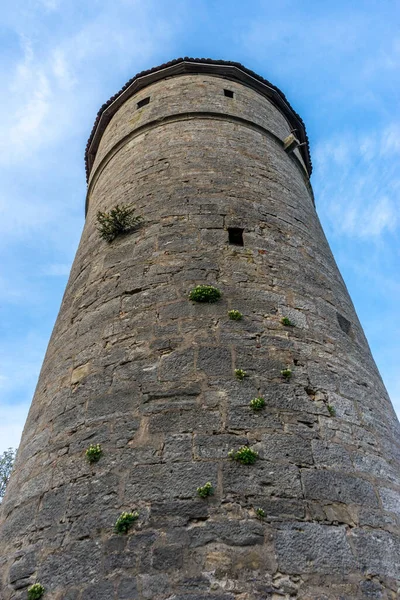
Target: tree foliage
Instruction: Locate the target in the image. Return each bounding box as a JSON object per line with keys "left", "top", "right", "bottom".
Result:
{"left": 0, "top": 448, "right": 16, "bottom": 502}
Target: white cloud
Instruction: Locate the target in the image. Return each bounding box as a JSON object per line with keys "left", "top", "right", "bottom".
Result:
{"left": 0, "top": 3, "right": 177, "bottom": 167}
{"left": 37, "top": 0, "right": 60, "bottom": 10}
{"left": 313, "top": 125, "right": 400, "bottom": 238}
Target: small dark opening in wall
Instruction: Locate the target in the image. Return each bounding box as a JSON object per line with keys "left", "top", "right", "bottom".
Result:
{"left": 337, "top": 312, "right": 352, "bottom": 336}
{"left": 228, "top": 227, "right": 244, "bottom": 246}
{"left": 137, "top": 97, "right": 150, "bottom": 109}
{"left": 224, "top": 89, "right": 234, "bottom": 98}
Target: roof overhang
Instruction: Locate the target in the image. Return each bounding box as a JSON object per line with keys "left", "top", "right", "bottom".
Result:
{"left": 85, "top": 58, "right": 312, "bottom": 180}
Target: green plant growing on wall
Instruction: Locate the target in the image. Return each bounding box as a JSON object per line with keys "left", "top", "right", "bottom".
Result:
{"left": 280, "top": 316, "right": 295, "bottom": 326}
{"left": 327, "top": 404, "right": 336, "bottom": 417}
{"left": 281, "top": 368, "right": 292, "bottom": 379}
{"left": 228, "top": 446, "right": 258, "bottom": 465}
{"left": 114, "top": 511, "right": 139, "bottom": 534}
{"left": 85, "top": 443, "right": 103, "bottom": 463}
{"left": 228, "top": 309, "right": 243, "bottom": 320}
{"left": 96, "top": 203, "right": 142, "bottom": 243}
{"left": 27, "top": 583, "right": 45, "bottom": 600}
{"left": 197, "top": 481, "right": 214, "bottom": 498}
{"left": 234, "top": 368, "right": 247, "bottom": 381}
{"left": 249, "top": 397, "right": 265, "bottom": 411}
{"left": 189, "top": 285, "right": 221, "bottom": 303}
{"left": 255, "top": 507, "right": 265, "bottom": 519}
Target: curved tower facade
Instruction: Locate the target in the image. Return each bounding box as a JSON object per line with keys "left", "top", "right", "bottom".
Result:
{"left": 1, "top": 59, "right": 399, "bottom": 600}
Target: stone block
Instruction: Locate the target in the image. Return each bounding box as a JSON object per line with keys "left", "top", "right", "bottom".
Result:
{"left": 149, "top": 408, "right": 220, "bottom": 434}
{"left": 9, "top": 552, "right": 36, "bottom": 585}
{"left": 138, "top": 574, "right": 170, "bottom": 599}
{"left": 350, "top": 528, "right": 400, "bottom": 579}
{"left": 255, "top": 433, "right": 313, "bottom": 466}
{"left": 189, "top": 520, "right": 264, "bottom": 548}
{"left": 164, "top": 433, "right": 193, "bottom": 462}
{"left": 39, "top": 539, "right": 102, "bottom": 587}
{"left": 194, "top": 434, "right": 248, "bottom": 459}
{"left": 275, "top": 522, "right": 356, "bottom": 574}
{"left": 125, "top": 463, "right": 219, "bottom": 501}
{"left": 149, "top": 500, "right": 210, "bottom": 527}
{"left": 118, "top": 577, "right": 139, "bottom": 599}
{"left": 152, "top": 545, "right": 184, "bottom": 570}
{"left": 36, "top": 486, "right": 68, "bottom": 529}
{"left": 379, "top": 487, "right": 400, "bottom": 517}
{"left": 158, "top": 301, "right": 195, "bottom": 321}
{"left": 227, "top": 406, "right": 283, "bottom": 431}
{"left": 197, "top": 347, "right": 232, "bottom": 376}
{"left": 81, "top": 581, "right": 115, "bottom": 599}
{"left": 223, "top": 461, "right": 302, "bottom": 498}
{"left": 159, "top": 349, "right": 195, "bottom": 381}
{"left": 358, "top": 507, "right": 398, "bottom": 530}
{"left": 302, "top": 469, "right": 379, "bottom": 507}
{"left": 353, "top": 452, "right": 400, "bottom": 487}
{"left": 311, "top": 440, "right": 353, "bottom": 470}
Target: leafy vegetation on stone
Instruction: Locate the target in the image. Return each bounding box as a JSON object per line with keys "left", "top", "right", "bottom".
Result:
{"left": 228, "top": 309, "right": 243, "bottom": 320}
{"left": 327, "top": 404, "right": 336, "bottom": 417}
{"left": 85, "top": 443, "right": 103, "bottom": 464}
{"left": 114, "top": 511, "right": 139, "bottom": 534}
{"left": 249, "top": 396, "right": 265, "bottom": 411}
{"left": 228, "top": 446, "right": 258, "bottom": 465}
{"left": 280, "top": 316, "right": 294, "bottom": 326}
{"left": 0, "top": 447, "right": 16, "bottom": 502}
{"left": 27, "top": 583, "right": 45, "bottom": 600}
{"left": 234, "top": 368, "right": 247, "bottom": 381}
{"left": 96, "top": 203, "right": 142, "bottom": 243}
{"left": 189, "top": 285, "right": 221, "bottom": 303}
{"left": 256, "top": 507, "right": 265, "bottom": 519}
{"left": 197, "top": 481, "right": 214, "bottom": 498}
{"left": 281, "top": 368, "right": 292, "bottom": 379}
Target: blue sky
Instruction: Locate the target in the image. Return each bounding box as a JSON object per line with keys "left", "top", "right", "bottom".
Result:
{"left": 0, "top": 0, "right": 399, "bottom": 453}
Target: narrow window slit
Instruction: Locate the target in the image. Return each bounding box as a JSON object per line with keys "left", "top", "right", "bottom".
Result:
{"left": 224, "top": 89, "right": 234, "bottom": 98}
{"left": 228, "top": 227, "right": 244, "bottom": 246}
{"left": 137, "top": 97, "right": 150, "bottom": 109}
{"left": 337, "top": 312, "right": 352, "bottom": 336}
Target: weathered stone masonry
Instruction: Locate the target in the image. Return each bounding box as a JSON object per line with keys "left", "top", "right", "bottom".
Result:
{"left": 1, "top": 58, "right": 399, "bottom": 599}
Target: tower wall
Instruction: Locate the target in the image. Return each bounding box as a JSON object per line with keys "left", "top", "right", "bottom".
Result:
{"left": 1, "top": 62, "right": 400, "bottom": 600}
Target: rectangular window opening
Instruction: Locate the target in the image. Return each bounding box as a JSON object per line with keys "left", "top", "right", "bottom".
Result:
{"left": 337, "top": 312, "right": 352, "bottom": 336}
{"left": 137, "top": 97, "right": 150, "bottom": 109}
{"left": 228, "top": 227, "right": 244, "bottom": 246}
{"left": 224, "top": 89, "right": 234, "bottom": 98}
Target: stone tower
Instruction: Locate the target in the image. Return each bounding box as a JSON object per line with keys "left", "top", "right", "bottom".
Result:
{"left": 1, "top": 58, "right": 399, "bottom": 600}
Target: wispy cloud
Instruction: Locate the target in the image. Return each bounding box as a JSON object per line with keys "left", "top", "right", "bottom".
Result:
{"left": 313, "top": 125, "right": 400, "bottom": 238}
{"left": 37, "top": 0, "right": 61, "bottom": 11}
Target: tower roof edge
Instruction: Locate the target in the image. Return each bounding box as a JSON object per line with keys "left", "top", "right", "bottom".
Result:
{"left": 85, "top": 57, "right": 312, "bottom": 181}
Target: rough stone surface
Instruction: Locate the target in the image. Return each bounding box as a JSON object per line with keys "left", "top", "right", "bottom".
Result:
{"left": 0, "top": 59, "right": 399, "bottom": 599}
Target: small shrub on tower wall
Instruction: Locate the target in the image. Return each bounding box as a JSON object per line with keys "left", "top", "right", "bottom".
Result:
{"left": 280, "top": 316, "right": 294, "bottom": 326}
{"left": 228, "top": 309, "right": 243, "bottom": 320}
{"left": 281, "top": 368, "right": 292, "bottom": 379}
{"left": 235, "top": 368, "right": 247, "bottom": 381}
{"left": 114, "top": 511, "right": 139, "bottom": 534}
{"left": 327, "top": 404, "right": 336, "bottom": 416}
{"left": 96, "top": 204, "right": 142, "bottom": 242}
{"left": 85, "top": 443, "right": 102, "bottom": 463}
{"left": 249, "top": 397, "right": 265, "bottom": 411}
{"left": 189, "top": 285, "right": 221, "bottom": 303}
{"left": 197, "top": 482, "right": 214, "bottom": 498}
{"left": 27, "top": 584, "right": 45, "bottom": 600}
{"left": 228, "top": 446, "right": 258, "bottom": 465}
